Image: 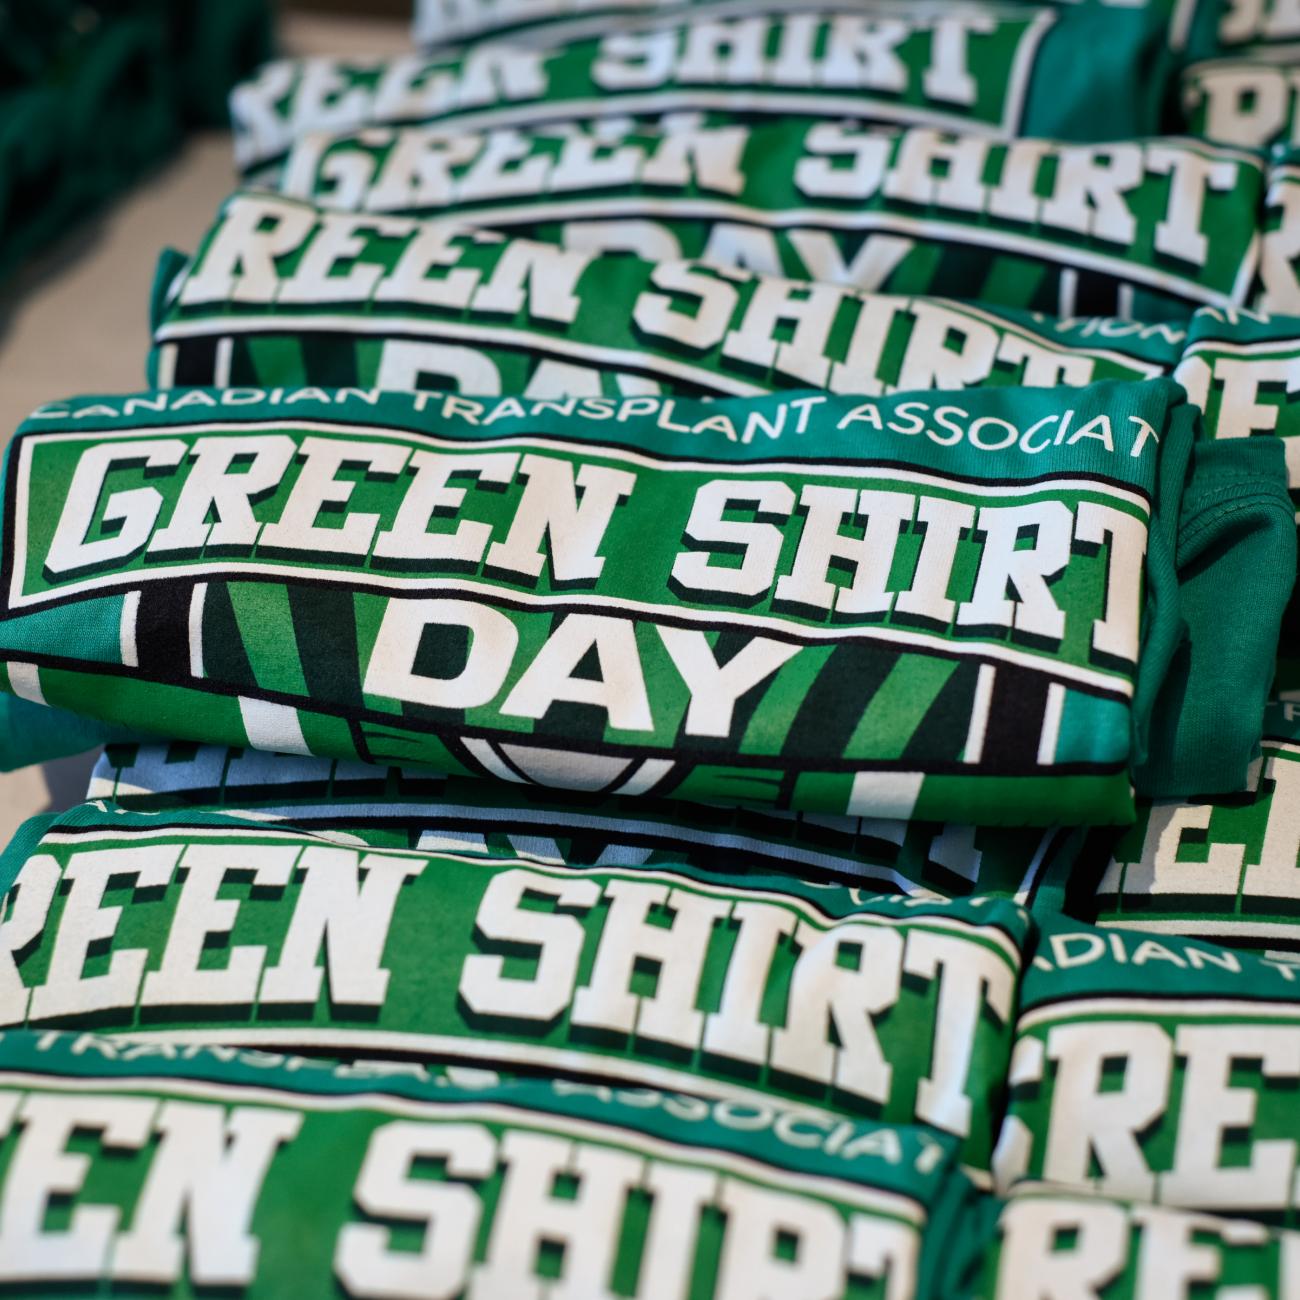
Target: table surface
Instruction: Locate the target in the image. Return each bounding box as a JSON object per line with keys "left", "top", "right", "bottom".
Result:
{"left": 0, "top": 14, "right": 411, "bottom": 844}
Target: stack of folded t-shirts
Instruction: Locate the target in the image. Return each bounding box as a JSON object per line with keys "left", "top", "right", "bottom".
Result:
{"left": 6, "top": 0, "right": 1300, "bottom": 1293}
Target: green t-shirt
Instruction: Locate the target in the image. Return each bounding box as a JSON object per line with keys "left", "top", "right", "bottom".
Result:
{"left": 0, "top": 802, "right": 1033, "bottom": 1174}
{"left": 0, "top": 1026, "right": 975, "bottom": 1297}
{"left": 0, "top": 694, "right": 128, "bottom": 771}
{"left": 1255, "top": 151, "right": 1300, "bottom": 314}
{"left": 998, "top": 913, "right": 1300, "bottom": 1223}
{"left": 1181, "top": 47, "right": 1300, "bottom": 151}
{"left": 231, "top": 4, "right": 1172, "bottom": 176}
{"left": 956, "top": 1186, "right": 1300, "bottom": 1297}
{"left": 1184, "top": 0, "right": 1300, "bottom": 56}
{"left": 1174, "top": 305, "right": 1300, "bottom": 691}
{"left": 1072, "top": 700, "right": 1300, "bottom": 952}
{"left": 408, "top": 0, "right": 1196, "bottom": 50}
{"left": 261, "top": 122, "right": 1263, "bottom": 322}
{"left": 407, "top": 0, "right": 1194, "bottom": 51}
{"left": 149, "top": 192, "right": 1185, "bottom": 395}
{"left": 414, "top": 0, "right": 824, "bottom": 46}
{"left": 87, "top": 738, "right": 1088, "bottom": 903}
{"left": 0, "top": 381, "right": 1210, "bottom": 825}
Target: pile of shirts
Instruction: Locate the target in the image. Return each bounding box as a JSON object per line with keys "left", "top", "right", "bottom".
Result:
{"left": 5, "top": 0, "right": 1300, "bottom": 1293}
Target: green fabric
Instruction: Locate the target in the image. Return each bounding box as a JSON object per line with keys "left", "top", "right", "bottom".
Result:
{"left": 0, "top": 2, "right": 271, "bottom": 282}
{"left": 232, "top": 5, "right": 1173, "bottom": 174}
{"left": 1135, "top": 435, "right": 1296, "bottom": 795}
{"left": 87, "top": 739, "right": 1089, "bottom": 903}
{"left": 1175, "top": 306, "right": 1300, "bottom": 692}
{"left": 169, "top": 0, "right": 275, "bottom": 125}
{"left": 1000, "top": 912, "right": 1300, "bottom": 1221}
{"left": 410, "top": 0, "right": 1194, "bottom": 50}
{"left": 1025, "top": 303, "right": 1300, "bottom": 947}
{"left": 150, "top": 192, "right": 1187, "bottom": 394}
{"left": 29, "top": 9, "right": 178, "bottom": 223}
{"left": 8, "top": 2, "right": 272, "bottom": 121}
{"left": 1182, "top": 0, "right": 1300, "bottom": 58}
{"left": 1255, "top": 151, "right": 1300, "bottom": 314}
{"left": 0, "top": 4, "right": 72, "bottom": 86}
{"left": 0, "top": 381, "right": 1200, "bottom": 825}
{"left": 0, "top": 1025, "right": 976, "bottom": 1298}
{"left": 0, "top": 86, "right": 67, "bottom": 281}
{"left": 0, "top": 694, "right": 125, "bottom": 771}
{"left": 1087, "top": 700, "right": 1300, "bottom": 952}
{"left": 1182, "top": 50, "right": 1300, "bottom": 151}
{"left": 261, "top": 121, "right": 1263, "bottom": 322}
{"left": 0, "top": 801, "right": 1033, "bottom": 1173}
{"left": 957, "top": 1187, "right": 1300, "bottom": 1296}
{"left": 1128, "top": 403, "right": 1195, "bottom": 782}
{"left": 0, "top": 806, "right": 57, "bottom": 866}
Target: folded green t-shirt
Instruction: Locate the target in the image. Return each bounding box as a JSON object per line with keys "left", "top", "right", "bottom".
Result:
{"left": 88, "top": 739, "right": 1088, "bottom": 904}
{"left": 0, "top": 86, "right": 68, "bottom": 282}
{"left": 148, "top": 192, "right": 1185, "bottom": 395}
{"left": 1070, "top": 700, "right": 1300, "bottom": 952}
{"left": 0, "top": 801, "right": 1032, "bottom": 1174}
{"left": 956, "top": 1185, "right": 1300, "bottom": 1296}
{"left": 1022, "top": 310, "right": 1300, "bottom": 943}
{"left": 1182, "top": 0, "right": 1300, "bottom": 58}
{"left": 409, "top": 0, "right": 1191, "bottom": 52}
{"left": 232, "top": 4, "right": 1172, "bottom": 175}
{"left": 1181, "top": 47, "right": 1300, "bottom": 151}
{"left": 0, "top": 694, "right": 128, "bottom": 771}
{"left": 1175, "top": 304, "right": 1300, "bottom": 691}
{"left": 0, "top": 381, "right": 1219, "bottom": 825}
{"left": 0, "top": 9, "right": 180, "bottom": 280}
{"left": 264, "top": 121, "right": 1261, "bottom": 322}
{"left": 68, "top": 0, "right": 272, "bottom": 126}
{"left": 1132, "top": 435, "right": 1295, "bottom": 795}
{"left": 0, "top": 1025, "right": 975, "bottom": 1297}
{"left": 57, "top": 10, "right": 177, "bottom": 215}
{"left": 169, "top": 0, "right": 274, "bottom": 126}
{"left": 997, "top": 913, "right": 1300, "bottom": 1223}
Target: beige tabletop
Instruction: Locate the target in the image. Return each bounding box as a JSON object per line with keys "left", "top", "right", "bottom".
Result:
{"left": 0, "top": 13, "right": 411, "bottom": 843}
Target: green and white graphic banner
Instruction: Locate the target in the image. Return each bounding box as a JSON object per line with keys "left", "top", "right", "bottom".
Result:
{"left": 1192, "top": 0, "right": 1300, "bottom": 52}
{"left": 1088, "top": 701, "right": 1300, "bottom": 952}
{"left": 0, "top": 382, "right": 1192, "bottom": 825}
{"left": 232, "top": 4, "right": 1170, "bottom": 173}
{"left": 265, "top": 121, "right": 1261, "bottom": 321}
{"left": 415, "top": 0, "right": 778, "bottom": 47}
{"left": 409, "top": 0, "right": 1187, "bottom": 51}
{"left": 1176, "top": 306, "right": 1300, "bottom": 505}
{"left": 996, "top": 915, "right": 1300, "bottom": 1222}
{"left": 151, "top": 193, "right": 1184, "bottom": 395}
{"left": 961, "top": 1185, "right": 1300, "bottom": 1297}
{"left": 0, "top": 806, "right": 1032, "bottom": 1173}
{"left": 1174, "top": 305, "right": 1300, "bottom": 690}
{"left": 1182, "top": 47, "right": 1300, "bottom": 151}
{"left": 0, "top": 1028, "right": 972, "bottom": 1297}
